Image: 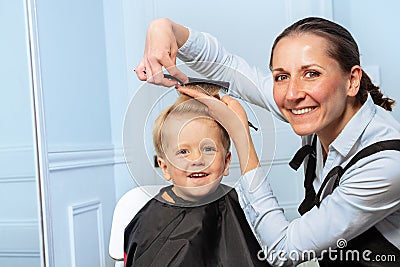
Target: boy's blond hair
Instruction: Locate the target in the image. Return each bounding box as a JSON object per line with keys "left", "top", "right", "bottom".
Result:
{"left": 153, "top": 84, "right": 231, "bottom": 159}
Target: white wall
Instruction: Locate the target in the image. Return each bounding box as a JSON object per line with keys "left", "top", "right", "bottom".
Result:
{"left": 332, "top": 0, "right": 400, "bottom": 119}
{"left": 0, "top": 1, "right": 42, "bottom": 266}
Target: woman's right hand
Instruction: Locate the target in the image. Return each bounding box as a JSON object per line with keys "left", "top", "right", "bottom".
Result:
{"left": 135, "top": 18, "right": 189, "bottom": 87}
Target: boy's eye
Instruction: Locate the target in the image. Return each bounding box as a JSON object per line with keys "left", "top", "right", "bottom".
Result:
{"left": 176, "top": 149, "right": 189, "bottom": 156}
{"left": 305, "top": 71, "right": 320, "bottom": 78}
{"left": 202, "top": 146, "right": 216, "bottom": 153}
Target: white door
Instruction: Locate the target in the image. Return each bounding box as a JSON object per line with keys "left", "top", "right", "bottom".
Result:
{"left": 28, "top": 0, "right": 117, "bottom": 266}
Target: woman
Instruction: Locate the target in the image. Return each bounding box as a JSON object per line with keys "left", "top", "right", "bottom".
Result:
{"left": 135, "top": 17, "right": 400, "bottom": 266}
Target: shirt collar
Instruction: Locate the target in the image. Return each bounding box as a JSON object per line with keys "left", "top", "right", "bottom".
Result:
{"left": 330, "top": 94, "right": 376, "bottom": 157}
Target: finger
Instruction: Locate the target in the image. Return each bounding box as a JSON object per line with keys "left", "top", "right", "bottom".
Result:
{"left": 177, "top": 85, "right": 215, "bottom": 103}
{"left": 221, "top": 95, "right": 243, "bottom": 111}
{"left": 145, "top": 53, "right": 177, "bottom": 86}
{"left": 163, "top": 75, "right": 182, "bottom": 87}
{"left": 135, "top": 60, "right": 147, "bottom": 81}
{"left": 146, "top": 53, "right": 167, "bottom": 84}
{"left": 138, "top": 59, "right": 179, "bottom": 87}
{"left": 220, "top": 95, "right": 237, "bottom": 105}
{"left": 221, "top": 95, "right": 249, "bottom": 126}
{"left": 145, "top": 58, "right": 156, "bottom": 84}
{"left": 159, "top": 56, "right": 188, "bottom": 86}
{"left": 148, "top": 67, "right": 165, "bottom": 85}
{"left": 147, "top": 65, "right": 181, "bottom": 87}
{"left": 165, "top": 64, "right": 189, "bottom": 84}
{"left": 162, "top": 43, "right": 188, "bottom": 83}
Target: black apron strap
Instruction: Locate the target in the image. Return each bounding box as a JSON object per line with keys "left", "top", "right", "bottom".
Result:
{"left": 320, "top": 139, "right": 400, "bottom": 197}
{"left": 340, "top": 139, "right": 400, "bottom": 180}
{"left": 291, "top": 139, "right": 400, "bottom": 266}
{"left": 289, "top": 136, "right": 318, "bottom": 215}
{"left": 291, "top": 139, "right": 400, "bottom": 214}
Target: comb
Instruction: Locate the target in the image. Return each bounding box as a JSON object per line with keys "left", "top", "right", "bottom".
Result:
{"left": 164, "top": 74, "right": 241, "bottom": 98}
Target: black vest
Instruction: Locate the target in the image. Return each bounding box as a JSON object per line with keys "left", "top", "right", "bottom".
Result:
{"left": 290, "top": 138, "right": 400, "bottom": 266}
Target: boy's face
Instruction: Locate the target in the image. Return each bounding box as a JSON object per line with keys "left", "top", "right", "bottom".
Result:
{"left": 158, "top": 114, "right": 231, "bottom": 201}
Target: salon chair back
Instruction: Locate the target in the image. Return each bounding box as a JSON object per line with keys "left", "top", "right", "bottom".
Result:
{"left": 109, "top": 185, "right": 163, "bottom": 267}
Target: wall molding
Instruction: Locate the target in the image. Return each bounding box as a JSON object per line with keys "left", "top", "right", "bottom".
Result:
{"left": 0, "top": 219, "right": 41, "bottom": 258}
{"left": 230, "top": 157, "right": 292, "bottom": 169}
{"left": 0, "top": 175, "right": 36, "bottom": 183}
{"left": 68, "top": 200, "right": 106, "bottom": 267}
{"left": 47, "top": 145, "right": 133, "bottom": 171}
{"left": 69, "top": 199, "right": 103, "bottom": 216}
{"left": 113, "top": 146, "right": 126, "bottom": 165}
{"left": 0, "top": 251, "right": 41, "bottom": 258}
{"left": 48, "top": 145, "right": 115, "bottom": 171}
{"left": 0, "top": 219, "right": 38, "bottom": 226}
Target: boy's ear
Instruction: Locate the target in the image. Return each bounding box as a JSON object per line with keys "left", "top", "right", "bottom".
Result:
{"left": 157, "top": 157, "right": 171, "bottom": 181}
{"left": 223, "top": 152, "right": 232, "bottom": 176}
{"left": 347, "top": 65, "right": 362, "bottom": 97}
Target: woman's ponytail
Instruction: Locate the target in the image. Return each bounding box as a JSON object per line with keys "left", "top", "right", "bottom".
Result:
{"left": 357, "top": 70, "right": 395, "bottom": 111}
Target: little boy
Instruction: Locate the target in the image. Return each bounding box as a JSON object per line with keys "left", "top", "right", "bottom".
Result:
{"left": 124, "top": 83, "right": 270, "bottom": 267}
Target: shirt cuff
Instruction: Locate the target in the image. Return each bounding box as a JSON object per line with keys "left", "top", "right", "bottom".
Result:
{"left": 177, "top": 28, "right": 204, "bottom": 62}
{"left": 178, "top": 27, "right": 193, "bottom": 53}
{"left": 239, "top": 167, "right": 269, "bottom": 193}
{"left": 236, "top": 167, "right": 283, "bottom": 227}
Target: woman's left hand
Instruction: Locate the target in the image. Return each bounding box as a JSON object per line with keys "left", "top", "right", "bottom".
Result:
{"left": 177, "top": 86, "right": 260, "bottom": 174}
{"left": 177, "top": 86, "right": 249, "bottom": 136}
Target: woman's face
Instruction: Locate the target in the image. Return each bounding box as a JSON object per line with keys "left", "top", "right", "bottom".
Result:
{"left": 272, "top": 34, "right": 359, "bottom": 144}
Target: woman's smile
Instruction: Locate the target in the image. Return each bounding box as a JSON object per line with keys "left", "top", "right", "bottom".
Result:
{"left": 290, "top": 106, "right": 317, "bottom": 115}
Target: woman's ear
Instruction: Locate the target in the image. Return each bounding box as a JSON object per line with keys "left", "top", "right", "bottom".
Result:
{"left": 347, "top": 65, "right": 362, "bottom": 97}
{"left": 157, "top": 157, "right": 171, "bottom": 181}
{"left": 223, "top": 152, "right": 232, "bottom": 176}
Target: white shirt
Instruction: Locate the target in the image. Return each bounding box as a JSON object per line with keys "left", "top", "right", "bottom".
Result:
{"left": 178, "top": 28, "right": 400, "bottom": 266}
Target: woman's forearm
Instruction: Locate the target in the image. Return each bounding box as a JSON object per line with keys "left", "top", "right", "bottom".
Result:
{"left": 170, "top": 20, "right": 189, "bottom": 48}
{"left": 231, "top": 127, "right": 260, "bottom": 175}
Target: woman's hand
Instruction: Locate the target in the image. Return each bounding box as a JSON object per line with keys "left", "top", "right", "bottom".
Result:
{"left": 135, "top": 18, "right": 189, "bottom": 87}
{"left": 177, "top": 86, "right": 260, "bottom": 174}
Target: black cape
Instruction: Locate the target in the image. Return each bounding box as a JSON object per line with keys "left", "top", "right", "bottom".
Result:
{"left": 124, "top": 184, "right": 271, "bottom": 267}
